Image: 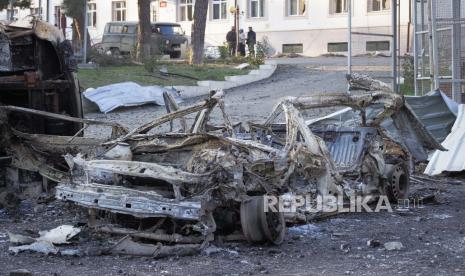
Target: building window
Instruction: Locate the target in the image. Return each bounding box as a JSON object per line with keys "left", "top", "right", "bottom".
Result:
{"left": 368, "top": 0, "right": 390, "bottom": 12}
{"left": 249, "top": 0, "right": 265, "bottom": 18}
{"left": 328, "top": 42, "right": 348, "bottom": 52}
{"left": 330, "top": 0, "right": 348, "bottom": 14}
{"left": 283, "top": 44, "right": 303, "bottom": 54}
{"left": 366, "top": 41, "right": 390, "bottom": 51}
{"left": 87, "top": 3, "right": 97, "bottom": 27}
{"left": 112, "top": 1, "right": 126, "bottom": 22}
{"left": 7, "top": 9, "right": 18, "bottom": 20}
{"left": 179, "top": 0, "right": 194, "bottom": 21}
{"left": 151, "top": 1, "right": 158, "bottom": 22}
{"left": 287, "top": 0, "right": 306, "bottom": 16}
{"left": 212, "top": 0, "right": 227, "bottom": 20}
{"left": 30, "top": 7, "right": 41, "bottom": 17}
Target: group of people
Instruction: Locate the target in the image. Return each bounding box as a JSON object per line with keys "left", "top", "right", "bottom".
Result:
{"left": 226, "top": 26, "right": 256, "bottom": 57}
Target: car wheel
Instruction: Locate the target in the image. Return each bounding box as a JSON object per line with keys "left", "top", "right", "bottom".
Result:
{"left": 240, "top": 196, "right": 285, "bottom": 245}
{"left": 170, "top": 51, "right": 181, "bottom": 59}
{"left": 384, "top": 163, "right": 410, "bottom": 202}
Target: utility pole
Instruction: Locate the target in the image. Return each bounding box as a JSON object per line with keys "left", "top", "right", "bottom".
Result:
{"left": 427, "top": 0, "right": 439, "bottom": 91}
{"left": 82, "top": 0, "right": 88, "bottom": 64}
{"left": 38, "top": 0, "right": 42, "bottom": 19}
{"left": 451, "top": 0, "right": 461, "bottom": 102}
{"left": 347, "top": 0, "right": 352, "bottom": 77}
{"left": 9, "top": 0, "right": 14, "bottom": 21}
{"left": 46, "top": 0, "right": 50, "bottom": 22}
{"left": 234, "top": 0, "right": 239, "bottom": 56}
{"left": 392, "top": 0, "right": 398, "bottom": 93}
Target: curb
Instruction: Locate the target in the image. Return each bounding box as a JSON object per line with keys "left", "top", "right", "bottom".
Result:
{"left": 167, "top": 60, "right": 278, "bottom": 100}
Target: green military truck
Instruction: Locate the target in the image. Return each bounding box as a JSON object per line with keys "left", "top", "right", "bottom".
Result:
{"left": 100, "top": 21, "right": 188, "bottom": 58}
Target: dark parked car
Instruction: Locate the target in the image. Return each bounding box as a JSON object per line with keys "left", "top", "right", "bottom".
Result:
{"left": 101, "top": 21, "right": 188, "bottom": 58}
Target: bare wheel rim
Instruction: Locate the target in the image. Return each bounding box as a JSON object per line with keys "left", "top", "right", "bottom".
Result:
{"left": 240, "top": 196, "right": 285, "bottom": 245}
{"left": 390, "top": 164, "right": 409, "bottom": 200}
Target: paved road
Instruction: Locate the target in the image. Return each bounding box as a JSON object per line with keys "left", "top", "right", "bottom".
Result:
{"left": 85, "top": 56, "right": 392, "bottom": 136}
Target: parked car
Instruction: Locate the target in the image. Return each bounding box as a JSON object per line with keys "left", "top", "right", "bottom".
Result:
{"left": 100, "top": 21, "right": 188, "bottom": 58}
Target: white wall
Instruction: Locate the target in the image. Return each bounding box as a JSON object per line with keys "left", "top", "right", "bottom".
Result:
{"left": 0, "top": 0, "right": 412, "bottom": 56}
{"left": 0, "top": 0, "right": 73, "bottom": 40}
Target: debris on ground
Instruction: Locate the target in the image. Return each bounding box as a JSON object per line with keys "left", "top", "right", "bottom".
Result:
{"left": 367, "top": 239, "right": 381, "bottom": 248}
{"left": 235, "top": 63, "right": 250, "bottom": 70}
{"left": 109, "top": 236, "right": 200, "bottom": 258}
{"left": 37, "top": 225, "right": 81, "bottom": 245}
{"left": 7, "top": 232, "right": 35, "bottom": 245}
{"left": 384, "top": 241, "right": 404, "bottom": 251}
{"left": 201, "top": 244, "right": 239, "bottom": 256}
{"left": 7, "top": 225, "right": 80, "bottom": 255}
{"left": 83, "top": 82, "right": 182, "bottom": 113}
{"left": 9, "top": 240, "right": 59, "bottom": 255}
{"left": 9, "top": 269, "right": 33, "bottom": 276}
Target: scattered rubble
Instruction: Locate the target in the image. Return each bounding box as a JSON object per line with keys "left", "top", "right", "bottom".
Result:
{"left": 9, "top": 240, "right": 59, "bottom": 255}
{"left": 383, "top": 241, "right": 404, "bottom": 251}
{"left": 7, "top": 232, "right": 35, "bottom": 245}
{"left": 7, "top": 225, "right": 80, "bottom": 255}
{"left": 367, "top": 239, "right": 381, "bottom": 248}
{"left": 9, "top": 269, "right": 32, "bottom": 276}
{"left": 37, "top": 225, "right": 81, "bottom": 245}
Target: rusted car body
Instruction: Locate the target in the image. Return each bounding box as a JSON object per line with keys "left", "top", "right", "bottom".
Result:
{"left": 0, "top": 19, "right": 83, "bottom": 191}
{"left": 0, "top": 19, "right": 82, "bottom": 135}
{"left": 0, "top": 75, "right": 443, "bottom": 248}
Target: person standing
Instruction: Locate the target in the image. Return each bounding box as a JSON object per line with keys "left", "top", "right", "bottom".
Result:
{"left": 247, "top": 27, "right": 256, "bottom": 56}
{"left": 239, "top": 29, "right": 246, "bottom": 56}
{"left": 226, "top": 26, "right": 237, "bottom": 57}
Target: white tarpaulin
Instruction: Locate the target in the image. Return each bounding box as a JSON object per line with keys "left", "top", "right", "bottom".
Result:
{"left": 425, "top": 105, "right": 465, "bottom": 175}
{"left": 83, "top": 82, "right": 182, "bottom": 113}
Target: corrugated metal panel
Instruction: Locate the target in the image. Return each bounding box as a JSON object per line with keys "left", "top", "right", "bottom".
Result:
{"left": 424, "top": 105, "right": 465, "bottom": 175}
{"left": 311, "top": 126, "right": 377, "bottom": 173}
{"left": 307, "top": 104, "right": 443, "bottom": 162}
{"left": 308, "top": 91, "right": 457, "bottom": 144}
{"left": 406, "top": 91, "right": 458, "bottom": 143}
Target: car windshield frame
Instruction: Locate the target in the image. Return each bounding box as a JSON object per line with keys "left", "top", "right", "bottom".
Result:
{"left": 153, "top": 25, "right": 183, "bottom": 35}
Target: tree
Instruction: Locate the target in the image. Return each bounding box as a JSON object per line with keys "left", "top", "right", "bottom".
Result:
{"left": 191, "top": 0, "right": 208, "bottom": 64}
{"left": 62, "top": 0, "right": 89, "bottom": 55}
{"left": 0, "top": 0, "right": 30, "bottom": 10}
{"left": 137, "top": 0, "right": 151, "bottom": 60}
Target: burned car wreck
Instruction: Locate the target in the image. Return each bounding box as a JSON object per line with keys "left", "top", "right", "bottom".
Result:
{"left": 0, "top": 75, "right": 443, "bottom": 252}
{"left": 0, "top": 19, "right": 83, "bottom": 205}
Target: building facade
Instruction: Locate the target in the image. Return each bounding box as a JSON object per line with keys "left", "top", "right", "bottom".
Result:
{"left": 0, "top": 0, "right": 412, "bottom": 56}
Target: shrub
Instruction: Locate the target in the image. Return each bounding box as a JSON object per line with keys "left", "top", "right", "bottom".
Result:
{"left": 401, "top": 54, "right": 414, "bottom": 94}
{"left": 219, "top": 43, "right": 229, "bottom": 60}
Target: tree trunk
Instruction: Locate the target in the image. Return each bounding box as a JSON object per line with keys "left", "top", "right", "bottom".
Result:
{"left": 137, "top": 0, "right": 152, "bottom": 61}
{"left": 191, "top": 0, "right": 208, "bottom": 65}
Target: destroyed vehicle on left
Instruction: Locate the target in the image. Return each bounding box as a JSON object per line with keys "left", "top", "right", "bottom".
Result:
{"left": 0, "top": 19, "right": 82, "bottom": 203}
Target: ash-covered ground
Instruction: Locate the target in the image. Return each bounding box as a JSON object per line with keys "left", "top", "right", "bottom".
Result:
{"left": 2, "top": 57, "right": 464, "bottom": 276}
